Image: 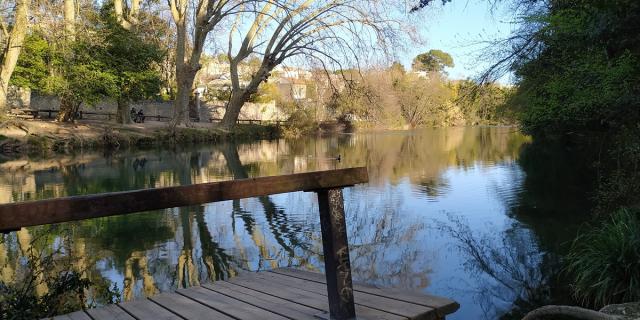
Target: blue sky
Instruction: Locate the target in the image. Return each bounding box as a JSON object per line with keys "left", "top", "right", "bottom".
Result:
{"left": 399, "top": 1, "right": 515, "bottom": 81}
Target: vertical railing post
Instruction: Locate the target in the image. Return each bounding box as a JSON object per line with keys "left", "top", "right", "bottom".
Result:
{"left": 316, "top": 188, "right": 356, "bottom": 320}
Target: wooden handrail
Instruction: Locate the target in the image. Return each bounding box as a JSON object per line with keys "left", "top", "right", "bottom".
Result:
{"left": 0, "top": 167, "right": 367, "bottom": 232}
{"left": 0, "top": 166, "right": 367, "bottom": 320}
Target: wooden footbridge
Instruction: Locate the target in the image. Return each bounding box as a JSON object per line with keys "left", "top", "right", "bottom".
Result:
{"left": 0, "top": 167, "right": 459, "bottom": 320}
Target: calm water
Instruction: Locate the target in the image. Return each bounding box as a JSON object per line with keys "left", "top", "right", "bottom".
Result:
{"left": 0, "top": 127, "right": 596, "bottom": 319}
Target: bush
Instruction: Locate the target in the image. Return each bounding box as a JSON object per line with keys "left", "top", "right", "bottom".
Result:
{"left": 565, "top": 208, "right": 640, "bottom": 307}
{"left": 282, "top": 109, "right": 318, "bottom": 137}
{"left": 0, "top": 233, "right": 120, "bottom": 319}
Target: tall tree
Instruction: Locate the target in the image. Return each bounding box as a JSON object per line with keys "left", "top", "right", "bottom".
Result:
{"left": 167, "top": 0, "right": 250, "bottom": 127}
{"left": 99, "top": 6, "right": 164, "bottom": 124}
{"left": 412, "top": 49, "right": 454, "bottom": 73}
{"left": 64, "top": 0, "right": 75, "bottom": 38}
{"left": 220, "top": 0, "right": 403, "bottom": 130}
{"left": 0, "top": 0, "right": 31, "bottom": 113}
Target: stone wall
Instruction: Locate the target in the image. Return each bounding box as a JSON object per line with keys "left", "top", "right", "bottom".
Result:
{"left": 22, "top": 92, "right": 286, "bottom": 122}
{"left": 200, "top": 100, "right": 287, "bottom": 122}
{"left": 7, "top": 86, "right": 31, "bottom": 109}
{"left": 29, "top": 95, "right": 174, "bottom": 120}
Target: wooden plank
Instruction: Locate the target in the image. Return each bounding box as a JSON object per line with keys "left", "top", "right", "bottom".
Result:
{"left": 86, "top": 304, "right": 135, "bottom": 320}
{"left": 228, "top": 273, "right": 405, "bottom": 320}
{"left": 47, "top": 311, "right": 91, "bottom": 320}
{"left": 0, "top": 167, "right": 368, "bottom": 232}
{"left": 203, "top": 281, "right": 320, "bottom": 320}
{"left": 149, "top": 292, "right": 234, "bottom": 320}
{"left": 271, "top": 268, "right": 460, "bottom": 315}
{"left": 178, "top": 286, "right": 288, "bottom": 320}
{"left": 316, "top": 188, "right": 356, "bottom": 320}
{"left": 255, "top": 272, "right": 437, "bottom": 320}
{"left": 118, "top": 299, "right": 181, "bottom": 320}
{"left": 65, "top": 311, "right": 92, "bottom": 320}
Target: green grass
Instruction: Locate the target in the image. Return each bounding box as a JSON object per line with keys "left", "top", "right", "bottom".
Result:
{"left": 565, "top": 208, "right": 640, "bottom": 307}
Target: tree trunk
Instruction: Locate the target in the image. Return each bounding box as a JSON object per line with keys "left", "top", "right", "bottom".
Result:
{"left": 0, "top": 0, "right": 30, "bottom": 114}
{"left": 116, "top": 98, "right": 131, "bottom": 124}
{"left": 0, "top": 90, "right": 7, "bottom": 115}
{"left": 221, "top": 90, "right": 247, "bottom": 130}
{"left": 57, "top": 96, "right": 79, "bottom": 122}
{"left": 63, "top": 0, "right": 75, "bottom": 39}
{"left": 173, "top": 68, "right": 195, "bottom": 127}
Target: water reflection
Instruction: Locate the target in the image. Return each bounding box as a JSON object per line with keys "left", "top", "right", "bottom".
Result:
{"left": 0, "top": 127, "right": 591, "bottom": 319}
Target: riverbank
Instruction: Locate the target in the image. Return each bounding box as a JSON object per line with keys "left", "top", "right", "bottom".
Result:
{"left": 0, "top": 119, "right": 281, "bottom": 155}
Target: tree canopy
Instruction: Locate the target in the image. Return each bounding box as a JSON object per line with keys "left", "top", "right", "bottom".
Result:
{"left": 412, "top": 50, "right": 454, "bottom": 73}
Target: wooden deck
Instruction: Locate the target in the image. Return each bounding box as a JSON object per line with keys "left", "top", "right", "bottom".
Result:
{"left": 48, "top": 268, "right": 459, "bottom": 320}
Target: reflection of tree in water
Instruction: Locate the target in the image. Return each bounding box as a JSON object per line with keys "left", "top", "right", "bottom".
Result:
{"left": 347, "top": 189, "right": 432, "bottom": 290}
{"left": 436, "top": 214, "right": 570, "bottom": 320}
{"left": 220, "top": 142, "right": 310, "bottom": 263}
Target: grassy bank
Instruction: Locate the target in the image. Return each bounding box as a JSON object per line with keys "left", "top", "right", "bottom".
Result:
{"left": 0, "top": 119, "right": 281, "bottom": 155}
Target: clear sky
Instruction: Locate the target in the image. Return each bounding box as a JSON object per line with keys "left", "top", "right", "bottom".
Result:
{"left": 399, "top": 1, "right": 515, "bottom": 81}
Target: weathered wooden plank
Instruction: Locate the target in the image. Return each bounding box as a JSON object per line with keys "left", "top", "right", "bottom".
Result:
{"left": 65, "top": 311, "right": 92, "bottom": 320}
{"left": 177, "top": 286, "right": 288, "bottom": 320}
{"left": 118, "top": 299, "right": 181, "bottom": 320}
{"left": 316, "top": 188, "right": 356, "bottom": 320}
{"left": 86, "top": 304, "right": 135, "bottom": 320}
{"left": 228, "top": 273, "right": 406, "bottom": 320}
{"left": 149, "top": 292, "right": 235, "bottom": 320}
{"left": 204, "top": 281, "right": 321, "bottom": 320}
{"left": 271, "top": 268, "right": 460, "bottom": 315}
{"left": 256, "top": 272, "right": 437, "bottom": 320}
{"left": 0, "top": 167, "right": 368, "bottom": 232}
{"left": 46, "top": 310, "right": 92, "bottom": 320}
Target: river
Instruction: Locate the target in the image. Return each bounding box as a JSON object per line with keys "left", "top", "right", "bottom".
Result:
{"left": 0, "top": 126, "right": 596, "bottom": 319}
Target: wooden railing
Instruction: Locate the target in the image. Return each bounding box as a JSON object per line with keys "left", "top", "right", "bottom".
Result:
{"left": 0, "top": 167, "right": 368, "bottom": 320}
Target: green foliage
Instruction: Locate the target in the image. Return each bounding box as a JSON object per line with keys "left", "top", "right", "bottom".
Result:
{"left": 283, "top": 108, "right": 317, "bottom": 137}
{"left": 455, "top": 80, "right": 515, "bottom": 124}
{"left": 326, "top": 68, "right": 514, "bottom": 128}
{"left": 10, "top": 34, "right": 49, "bottom": 88}
{"left": 565, "top": 208, "right": 640, "bottom": 307}
{"left": 0, "top": 234, "right": 121, "bottom": 319}
{"left": 11, "top": 4, "right": 164, "bottom": 116}
{"left": 249, "top": 82, "right": 279, "bottom": 103}
{"left": 412, "top": 49, "right": 454, "bottom": 73}
{"left": 512, "top": 0, "right": 640, "bottom": 136}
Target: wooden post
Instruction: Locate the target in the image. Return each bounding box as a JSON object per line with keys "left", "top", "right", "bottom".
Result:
{"left": 316, "top": 188, "right": 356, "bottom": 320}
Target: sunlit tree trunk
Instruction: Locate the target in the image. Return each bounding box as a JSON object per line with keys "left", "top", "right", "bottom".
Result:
{"left": 17, "top": 229, "right": 48, "bottom": 296}
{"left": 56, "top": 96, "right": 80, "bottom": 122}
{"left": 0, "top": 0, "right": 30, "bottom": 114}
{"left": 116, "top": 98, "right": 131, "bottom": 124}
{"left": 0, "top": 241, "right": 14, "bottom": 284}
{"left": 63, "top": 0, "right": 75, "bottom": 39}
{"left": 114, "top": 0, "right": 140, "bottom": 30}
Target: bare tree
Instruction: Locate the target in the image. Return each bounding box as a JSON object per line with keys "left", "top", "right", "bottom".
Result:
{"left": 167, "top": 0, "right": 253, "bottom": 127}
{"left": 220, "top": 0, "right": 406, "bottom": 130}
{"left": 0, "top": 0, "right": 30, "bottom": 113}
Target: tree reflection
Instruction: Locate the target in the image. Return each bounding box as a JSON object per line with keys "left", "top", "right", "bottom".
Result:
{"left": 436, "top": 214, "right": 570, "bottom": 319}
{"left": 221, "top": 142, "right": 311, "bottom": 266}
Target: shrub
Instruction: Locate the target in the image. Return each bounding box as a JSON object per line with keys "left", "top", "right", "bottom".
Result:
{"left": 282, "top": 109, "right": 318, "bottom": 137}
{"left": 0, "top": 233, "right": 120, "bottom": 319}
{"left": 565, "top": 208, "right": 640, "bottom": 307}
